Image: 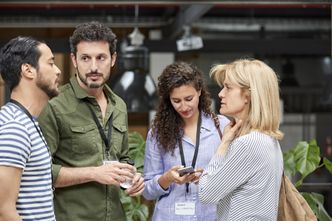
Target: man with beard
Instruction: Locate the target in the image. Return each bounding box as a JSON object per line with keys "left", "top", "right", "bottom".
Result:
{"left": 38, "top": 21, "right": 144, "bottom": 221}
{"left": 0, "top": 36, "right": 61, "bottom": 221}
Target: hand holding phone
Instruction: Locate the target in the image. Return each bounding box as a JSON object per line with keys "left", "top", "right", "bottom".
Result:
{"left": 177, "top": 166, "right": 195, "bottom": 177}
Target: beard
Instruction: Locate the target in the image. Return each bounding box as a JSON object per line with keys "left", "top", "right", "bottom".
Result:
{"left": 36, "top": 75, "right": 59, "bottom": 99}
{"left": 76, "top": 68, "right": 109, "bottom": 89}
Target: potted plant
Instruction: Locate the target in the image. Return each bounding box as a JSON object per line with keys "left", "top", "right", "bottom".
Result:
{"left": 120, "top": 131, "right": 149, "bottom": 221}
{"left": 283, "top": 139, "right": 332, "bottom": 220}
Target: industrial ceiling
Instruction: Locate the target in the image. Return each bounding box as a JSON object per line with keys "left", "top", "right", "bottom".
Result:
{"left": 0, "top": 1, "right": 330, "bottom": 54}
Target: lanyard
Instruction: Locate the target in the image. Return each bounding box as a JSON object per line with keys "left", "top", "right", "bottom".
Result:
{"left": 9, "top": 99, "right": 49, "bottom": 149}
{"left": 68, "top": 81, "right": 113, "bottom": 159}
{"left": 212, "top": 113, "right": 223, "bottom": 139}
{"left": 178, "top": 111, "right": 202, "bottom": 193}
{"left": 10, "top": 99, "right": 55, "bottom": 190}
{"left": 86, "top": 103, "right": 113, "bottom": 159}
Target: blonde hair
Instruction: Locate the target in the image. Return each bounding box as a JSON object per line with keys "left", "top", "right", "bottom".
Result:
{"left": 210, "top": 58, "right": 284, "bottom": 140}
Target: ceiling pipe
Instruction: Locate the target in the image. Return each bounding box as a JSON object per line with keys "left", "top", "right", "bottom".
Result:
{"left": 0, "top": 1, "right": 330, "bottom": 9}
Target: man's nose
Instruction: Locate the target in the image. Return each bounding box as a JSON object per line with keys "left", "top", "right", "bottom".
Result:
{"left": 90, "top": 58, "right": 98, "bottom": 72}
{"left": 55, "top": 65, "right": 61, "bottom": 77}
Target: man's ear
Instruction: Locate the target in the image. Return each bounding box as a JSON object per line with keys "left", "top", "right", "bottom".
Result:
{"left": 21, "top": 63, "right": 35, "bottom": 79}
{"left": 70, "top": 53, "right": 77, "bottom": 68}
{"left": 111, "top": 52, "right": 117, "bottom": 67}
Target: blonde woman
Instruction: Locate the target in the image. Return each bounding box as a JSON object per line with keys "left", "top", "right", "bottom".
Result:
{"left": 199, "top": 59, "right": 284, "bottom": 221}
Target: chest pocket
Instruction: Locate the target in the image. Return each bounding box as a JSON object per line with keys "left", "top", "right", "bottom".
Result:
{"left": 112, "top": 123, "right": 127, "bottom": 155}
{"left": 70, "top": 124, "right": 98, "bottom": 154}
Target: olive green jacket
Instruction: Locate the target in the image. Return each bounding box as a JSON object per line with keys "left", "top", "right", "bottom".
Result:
{"left": 39, "top": 76, "right": 129, "bottom": 221}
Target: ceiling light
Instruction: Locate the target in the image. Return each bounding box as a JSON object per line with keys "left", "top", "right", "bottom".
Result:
{"left": 176, "top": 25, "right": 203, "bottom": 52}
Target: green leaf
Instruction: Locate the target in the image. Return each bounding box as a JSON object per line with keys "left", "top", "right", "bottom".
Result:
{"left": 302, "top": 192, "right": 332, "bottom": 221}
{"left": 294, "top": 140, "right": 320, "bottom": 180}
{"left": 121, "top": 132, "right": 149, "bottom": 221}
{"left": 323, "top": 157, "right": 332, "bottom": 175}
{"left": 133, "top": 203, "right": 149, "bottom": 221}
{"left": 283, "top": 139, "right": 332, "bottom": 221}
{"left": 121, "top": 194, "right": 132, "bottom": 204}
{"left": 128, "top": 132, "right": 146, "bottom": 172}
{"left": 283, "top": 149, "right": 297, "bottom": 176}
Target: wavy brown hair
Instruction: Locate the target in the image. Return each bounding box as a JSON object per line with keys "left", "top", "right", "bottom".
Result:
{"left": 152, "top": 62, "right": 213, "bottom": 154}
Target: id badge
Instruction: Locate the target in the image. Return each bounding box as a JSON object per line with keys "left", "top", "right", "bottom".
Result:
{"left": 103, "top": 160, "right": 118, "bottom": 165}
{"left": 175, "top": 201, "right": 195, "bottom": 215}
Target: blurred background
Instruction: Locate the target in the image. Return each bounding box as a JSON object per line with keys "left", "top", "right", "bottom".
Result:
{"left": 0, "top": 0, "right": 331, "bottom": 215}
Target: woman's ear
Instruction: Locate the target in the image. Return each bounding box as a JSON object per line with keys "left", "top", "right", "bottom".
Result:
{"left": 244, "top": 90, "right": 251, "bottom": 104}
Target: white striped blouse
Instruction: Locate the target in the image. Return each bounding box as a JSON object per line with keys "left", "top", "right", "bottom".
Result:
{"left": 199, "top": 131, "right": 283, "bottom": 221}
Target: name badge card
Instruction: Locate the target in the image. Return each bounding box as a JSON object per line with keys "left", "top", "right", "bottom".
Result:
{"left": 175, "top": 202, "right": 195, "bottom": 215}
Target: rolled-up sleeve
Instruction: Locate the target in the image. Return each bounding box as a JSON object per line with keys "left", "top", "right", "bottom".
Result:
{"left": 142, "top": 130, "right": 170, "bottom": 200}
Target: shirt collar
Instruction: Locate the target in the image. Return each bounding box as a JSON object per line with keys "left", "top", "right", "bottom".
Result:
{"left": 69, "top": 76, "right": 115, "bottom": 104}
{"left": 200, "top": 112, "right": 212, "bottom": 132}
{"left": 181, "top": 112, "right": 214, "bottom": 145}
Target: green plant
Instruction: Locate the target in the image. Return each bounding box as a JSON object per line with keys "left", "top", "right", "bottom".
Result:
{"left": 120, "top": 131, "right": 149, "bottom": 221}
{"left": 283, "top": 139, "right": 332, "bottom": 220}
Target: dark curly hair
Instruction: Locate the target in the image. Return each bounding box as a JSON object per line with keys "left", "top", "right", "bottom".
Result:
{"left": 69, "top": 21, "right": 117, "bottom": 55}
{"left": 152, "top": 62, "right": 213, "bottom": 154}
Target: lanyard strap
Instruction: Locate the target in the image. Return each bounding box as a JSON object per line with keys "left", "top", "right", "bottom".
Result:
{"left": 178, "top": 111, "right": 202, "bottom": 193}
{"left": 68, "top": 81, "right": 113, "bottom": 159}
{"left": 10, "top": 99, "right": 54, "bottom": 190}
{"left": 211, "top": 113, "right": 223, "bottom": 139}
{"left": 86, "top": 103, "right": 113, "bottom": 158}
{"left": 9, "top": 99, "right": 49, "bottom": 148}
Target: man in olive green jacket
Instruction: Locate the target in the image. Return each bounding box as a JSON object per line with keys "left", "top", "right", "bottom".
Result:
{"left": 39, "top": 21, "right": 144, "bottom": 221}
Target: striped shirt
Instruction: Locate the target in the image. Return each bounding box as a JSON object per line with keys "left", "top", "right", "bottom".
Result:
{"left": 199, "top": 131, "right": 283, "bottom": 221}
{"left": 0, "top": 102, "right": 55, "bottom": 221}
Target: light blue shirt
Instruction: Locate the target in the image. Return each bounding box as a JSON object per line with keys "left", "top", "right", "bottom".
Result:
{"left": 143, "top": 113, "right": 229, "bottom": 221}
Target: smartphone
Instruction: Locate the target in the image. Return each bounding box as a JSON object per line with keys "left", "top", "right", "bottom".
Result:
{"left": 177, "top": 166, "right": 195, "bottom": 177}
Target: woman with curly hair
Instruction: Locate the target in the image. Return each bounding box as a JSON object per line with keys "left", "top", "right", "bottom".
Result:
{"left": 143, "top": 62, "right": 229, "bottom": 221}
